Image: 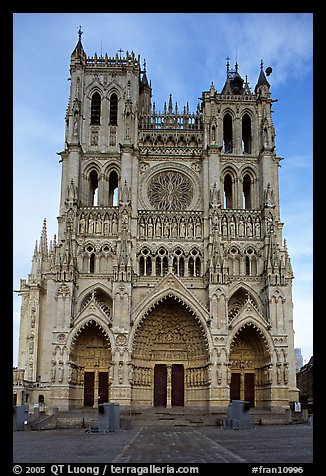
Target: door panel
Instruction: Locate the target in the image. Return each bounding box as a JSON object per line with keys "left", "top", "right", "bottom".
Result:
{"left": 98, "top": 372, "right": 109, "bottom": 404}
{"left": 244, "top": 373, "right": 255, "bottom": 408}
{"left": 154, "top": 364, "right": 167, "bottom": 407}
{"left": 84, "top": 372, "right": 95, "bottom": 407}
{"left": 172, "top": 364, "right": 184, "bottom": 407}
{"left": 230, "top": 373, "right": 241, "bottom": 401}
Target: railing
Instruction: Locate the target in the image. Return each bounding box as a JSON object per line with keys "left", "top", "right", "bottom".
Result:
{"left": 85, "top": 52, "right": 140, "bottom": 68}
{"left": 139, "top": 112, "right": 202, "bottom": 131}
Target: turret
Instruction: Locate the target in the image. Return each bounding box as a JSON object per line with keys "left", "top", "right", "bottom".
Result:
{"left": 139, "top": 59, "right": 152, "bottom": 114}
{"left": 255, "top": 60, "right": 271, "bottom": 96}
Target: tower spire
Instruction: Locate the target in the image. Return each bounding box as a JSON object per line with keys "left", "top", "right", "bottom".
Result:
{"left": 71, "top": 25, "right": 85, "bottom": 60}
{"left": 255, "top": 59, "right": 270, "bottom": 94}
{"left": 226, "top": 56, "right": 230, "bottom": 77}
{"left": 40, "top": 218, "right": 48, "bottom": 257}
{"left": 168, "top": 93, "right": 173, "bottom": 113}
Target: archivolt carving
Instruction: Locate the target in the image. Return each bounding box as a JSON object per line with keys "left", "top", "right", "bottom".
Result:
{"left": 132, "top": 298, "right": 209, "bottom": 364}
{"left": 69, "top": 318, "right": 112, "bottom": 354}
{"left": 68, "top": 320, "right": 112, "bottom": 384}
{"left": 229, "top": 321, "right": 271, "bottom": 356}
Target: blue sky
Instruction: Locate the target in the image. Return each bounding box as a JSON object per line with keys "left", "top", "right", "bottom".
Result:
{"left": 13, "top": 12, "right": 313, "bottom": 365}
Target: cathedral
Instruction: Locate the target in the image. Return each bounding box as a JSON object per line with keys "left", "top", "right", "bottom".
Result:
{"left": 14, "top": 31, "right": 299, "bottom": 413}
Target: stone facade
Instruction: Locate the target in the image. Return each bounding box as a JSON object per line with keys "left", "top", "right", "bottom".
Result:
{"left": 14, "top": 32, "right": 299, "bottom": 412}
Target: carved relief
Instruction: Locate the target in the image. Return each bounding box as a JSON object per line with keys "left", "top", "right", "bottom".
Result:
{"left": 138, "top": 212, "right": 203, "bottom": 240}
{"left": 56, "top": 283, "right": 70, "bottom": 299}
{"left": 132, "top": 298, "right": 208, "bottom": 377}
{"left": 69, "top": 321, "right": 112, "bottom": 374}
{"left": 78, "top": 210, "right": 119, "bottom": 237}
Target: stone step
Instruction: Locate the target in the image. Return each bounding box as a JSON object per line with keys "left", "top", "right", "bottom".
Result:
{"left": 31, "top": 406, "right": 295, "bottom": 429}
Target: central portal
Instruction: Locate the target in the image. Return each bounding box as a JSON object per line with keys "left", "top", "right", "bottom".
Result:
{"left": 132, "top": 296, "right": 209, "bottom": 408}
{"left": 154, "top": 364, "right": 184, "bottom": 407}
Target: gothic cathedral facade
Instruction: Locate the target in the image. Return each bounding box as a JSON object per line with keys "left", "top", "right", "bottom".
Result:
{"left": 14, "top": 33, "right": 299, "bottom": 412}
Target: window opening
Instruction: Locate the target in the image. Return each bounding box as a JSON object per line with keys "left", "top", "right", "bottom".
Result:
{"left": 89, "top": 170, "right": 99, "bottom": 206}
{"left": 162, "top": 256, "right": 168, "bottom": 276}
{"left": 243, "top": 174, "right": 252, "bottom": 209}
{"left": 156, "top": 256, "right": 161, "bottom": 276}
{"left": 108, "top": 170, "right": 119, "bottom": 206}
{"left": 173, "top": 257, "right": 178, "bottom": 275}
{"left": 91, "top": 92, "right": 101, "bottom": 125}
{"left": 195, "top": 257, "right": 201, "bottom": 276}
{"left": 139, "top": 256, "right": 145, "bottom": 275}
{"left": 90, "top": 253, "right": 95, "bottom": 273}
{"left": 245, "top": 255, "right": 250, "bottom": 276}
{"left": 146, "top": 256, "right": 152, "bottom": 276}
{"left": 189, "top": 257, "right": 194, "bottom": 276}
{"left": 223, "top": 113, "right": 233, "bottom": 153}
{"left": 224, "top": 174, "right": 233, "bottom": 208}
{"left": 110, "top": 93, "right": 118, "bottom": 125}
{"left": 179, "top": 257, "right": 185, "bottom": 276}
{"left": 242, "top": 114, "right": 252, "bottom": 153}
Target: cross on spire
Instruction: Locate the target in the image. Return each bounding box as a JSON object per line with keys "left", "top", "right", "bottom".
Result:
{"left": 118, "top": 48, "right": 124, "bottom": 59}
{"left": 77, "top": 25, "right": 83, "bottom": 41}
{"left": 226, "top": 56, "right": 230, "bottom": 76}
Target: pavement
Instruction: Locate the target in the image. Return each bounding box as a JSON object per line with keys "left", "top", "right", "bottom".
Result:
{"left": 13, "top": 423, "right": 313, "bottom": 464}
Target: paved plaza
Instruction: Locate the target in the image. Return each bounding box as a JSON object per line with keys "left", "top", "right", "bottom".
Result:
{"left": 13, "top": 424, "right": 313, "bottom": 464}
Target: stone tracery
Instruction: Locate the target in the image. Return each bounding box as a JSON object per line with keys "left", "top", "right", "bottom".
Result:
{"left": 148, "top": 171, "right": 193, "bottom": 210}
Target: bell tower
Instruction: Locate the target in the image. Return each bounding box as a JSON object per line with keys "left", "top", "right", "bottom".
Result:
{"left": 201, "top": 58, "right": 296, "bottom": 406}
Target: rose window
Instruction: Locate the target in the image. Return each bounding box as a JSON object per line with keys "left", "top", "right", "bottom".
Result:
{"left": 147, "top": 171, "right": 193, "bottom": 210}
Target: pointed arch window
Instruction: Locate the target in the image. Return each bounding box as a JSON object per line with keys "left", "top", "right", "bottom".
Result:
{"left": 91, "top": 92, "right": 101, "bottom": 125}
{"left": 139, "top": 256, "right": 145, "bottom": 275}
{"left": 242, "top": 113, "right": 252, "bottom": 154}
{"left": 242, "top": 174, "right": 252, "bottom": 209}
{"left": 108, "top": 170, "right": 119, "bottom": 206}
{"left": 89, "top": 170, "right": 99, "bottom": 206}
{"left": 179, "top": 257, "right": 185, "bottom": 276}
{"left": 90, "top": 253, "right": 95, "bottom": 273}
{"left": 162, "top": 256, "right": 168, "bottom": 276}
{"left": 146, "top": 256, "right": 152, "bottom": 276}
{"left": 224, "top": 173, "right": 233, "bottom": 208}
{"left": 189, "top": 257, "right": 194, "bottom": 276}
{"left": 156, "top": 256, "right": 161, "bottom": 276}
{"left": 195, "top": 257, "right": 201, "bottom": 276}
{"left": 110, "top": 93, "right": 118, "bottom": 125}
{"left": 223, "top": 113, "right": 233, "bottom": 153}
{"left": 245, "top": 255, "right": 250, "bottom": 276}
{"left": 173, "top": 257, "right": 178, "bottom": 275}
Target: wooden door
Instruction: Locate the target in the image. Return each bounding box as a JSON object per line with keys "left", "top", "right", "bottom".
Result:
{"left": 84, "top": 372, "right": 95, "bottom": 407}
{"left": 172, "top": 364, "right": 184, "bottom": 407}
{"left": 154, "top": 364, "right": 167, "bottom": 407}
{"left": 230, "top": 373, "right": 240, "bottom": 401}
{"left": 244, "top": 373, "right": 255, "bottom": 407}
{"left": 98, "top": 372, "right": 109, "bottom": 404}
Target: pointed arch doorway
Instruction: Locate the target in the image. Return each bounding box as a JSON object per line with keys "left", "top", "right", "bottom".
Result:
{"left": 69, "top": 320, "right": 112, "bottom": 407}
{"left": 229, "top": 323, "right": 271, "bottom": 408}
{"left": 132, "top": 297, "right": 209, "bottom": 408}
